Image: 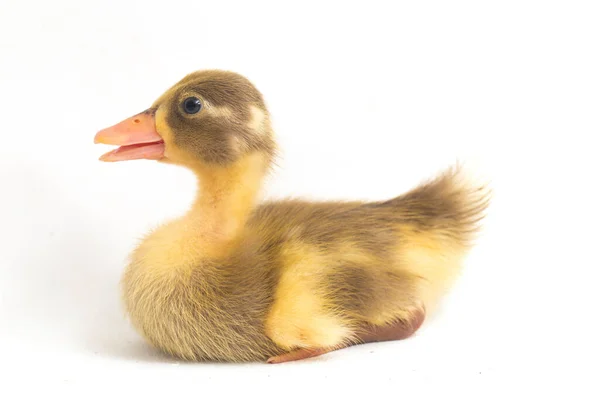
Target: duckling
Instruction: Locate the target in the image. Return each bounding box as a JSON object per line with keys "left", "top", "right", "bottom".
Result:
{"left": 94, "top": 70, "right": 490, "bottom": 363}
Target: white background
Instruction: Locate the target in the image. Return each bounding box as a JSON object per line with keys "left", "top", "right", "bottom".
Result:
{"left": 1, "top": 0, "right": 599, "bottom": 398}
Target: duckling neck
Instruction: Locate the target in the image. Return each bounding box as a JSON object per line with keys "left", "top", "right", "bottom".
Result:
{"left": 186, "top": 153, "right": 269, "bottom": 250}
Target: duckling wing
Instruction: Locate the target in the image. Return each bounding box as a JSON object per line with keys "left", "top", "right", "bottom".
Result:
{"left": 250, "top": 165, "right": 489, "bottom": 362}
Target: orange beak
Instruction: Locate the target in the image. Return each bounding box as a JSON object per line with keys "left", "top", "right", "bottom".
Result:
{"left": 94, "top": 110, "right": 165, "bottom": 162}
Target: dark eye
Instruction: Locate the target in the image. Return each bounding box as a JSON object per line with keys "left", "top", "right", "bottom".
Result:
{"left": 182, "top": 97, "right": 202, "bottom": 114}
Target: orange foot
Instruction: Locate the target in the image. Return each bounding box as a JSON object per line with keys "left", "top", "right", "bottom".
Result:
{"left": 267, "top": 307, "right": 425, "bottom": 364}
{"left": 267, "top": 347, "right": 339, "bottom": 363}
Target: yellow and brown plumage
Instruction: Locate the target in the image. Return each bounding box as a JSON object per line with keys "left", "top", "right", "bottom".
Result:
{"left": 94, "top": 70, "right": 490, "bottom": 363}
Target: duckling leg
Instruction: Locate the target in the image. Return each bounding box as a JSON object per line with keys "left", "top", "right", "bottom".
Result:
{"left": 266, "top": 308, "right": 425, "bottom": 364}
{"left": 358, "top": 307, "right": 425, "bottom": 343}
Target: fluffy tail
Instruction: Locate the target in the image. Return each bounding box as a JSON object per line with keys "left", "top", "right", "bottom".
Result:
{"left": 388, "top": 163, "right": 492, "bottom": 247}
{"left": 386, "top": 163, "right": 491, "bottom": 309}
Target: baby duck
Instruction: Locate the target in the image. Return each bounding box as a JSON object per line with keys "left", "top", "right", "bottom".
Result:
{"left": 94, "top": 70, "right": 490, "bottom": 363}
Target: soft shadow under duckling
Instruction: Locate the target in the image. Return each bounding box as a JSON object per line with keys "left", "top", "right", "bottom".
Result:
{"left": 94, "top": 70, "right": 490, "bottom": 363}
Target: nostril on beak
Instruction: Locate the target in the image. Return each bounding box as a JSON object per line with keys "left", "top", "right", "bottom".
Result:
{"left": 134, "top": 119, "right": 140, "bottom": 124}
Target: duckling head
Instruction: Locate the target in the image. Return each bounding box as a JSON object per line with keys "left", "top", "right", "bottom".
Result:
{"left": 94, "top": 70, "right": 276, "bottom": 169}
